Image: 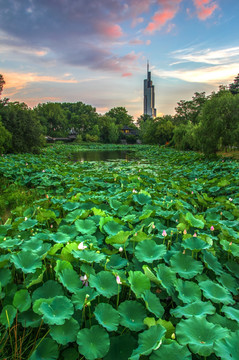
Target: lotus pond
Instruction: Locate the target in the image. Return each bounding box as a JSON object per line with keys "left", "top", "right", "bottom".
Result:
{"left": 0, "top": 143, "right": 239, "bottom": 360}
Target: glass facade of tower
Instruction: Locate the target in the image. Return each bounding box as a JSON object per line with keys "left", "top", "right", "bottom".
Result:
{"left": 144, "top": 63, "right": 156, "bottom": 117}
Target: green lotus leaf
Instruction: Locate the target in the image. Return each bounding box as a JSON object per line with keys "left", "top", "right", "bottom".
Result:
{"left": 50, "top": 232, "right": 71, "bottom": 244}
{"left": 48, "top": 243, "right": 63, "bottom": 255}
{"left": 62, "top": 202, "right": 81, "bottom": 211}
{"left": 105, "top": 230, "right": 131, "bottom": 245}
{"left": 221, "top": 305, "right": 239, "bottom": 322}
{"left": 58, "top": 224, "right": 78, "bottom": 239}
{"left": 61, "top": 347, "right": 79, "bottom": 360}
{"left": 217, "top": 272, "right": 238, "bottom": 295}
{"left": 104, "top": 334, "right": 137, "bottom": 360}
{"left": 0, "top": 305, "right": 17, "bottom": 327}
{"left": 131, "top": 231, "right": 151, "bottom": 242}
{"left": 155, "top": 264, "right": 177, "bottom": 296}
{"left": 58, "top": 268, "right": 82, "bottom": 293}
{"left": 0, "top": 268, "right": 12, "bottom": 287}
{"left": 176, "top": 316, "right": 229, "bottom": 356}
{"left": 0, "top": 224, "right": 11, "bottom": 236}
{"left": 156, "top": 319, "right": 175, "bottom": 338}
{"left": 94, "top": 303, "right": 120, "bottom": 331}
{"left": 39, "top": 296, "right": 74, "bottom": 325}
{"left": 150, "top": 340, "right": 192, "bottom": 360}
{"left": 18, "top": 218, "right": 38, "bottom": 231}
{"left": 50, "top": 317, "right": 80, "bottom": 345}
{"left": 32, "top": 280, "right": 64, "bottom": 302}
{"left": 182, "top": 237, "right": 211, "bottom": 251}
{"left": 0, "top": 237, "right": 22, "bottom": 249}
{"left": 106, "top": 254, "right": 128, "bottom": 269}
{"left": 175, "top": 279, "right": 201, "bottom": 303}
{"left": 21, "top": 239, "right": 51, "bottom": 257}
{"left": 199, "top": 279, "right": 234, "bottom": 305}
{"left": 129, "top": 324, "right": 166, "bottom": 360}
{"left": 185, "top": 212, "right": 204, "bottom": 229}
{"left": 103, "top": 221, "right": 124, "bottom": 235}
{"left": 89, "top": 271, "right": 118, "bottom": 298}
{"left": 170, "top": 300, "right": 215, "bottom": 318}
{"left": 64, "top": 208, "right": 86, "bottom": 223}
{"left": 29, "top": 338, "right": 59, "bottom": 360}
{"left": 142, "top": 290, "right": 164, "bottom": 318}
{"left": 54, "top": 260, "right": 73, "bottom": 276}
{"left": 220, "top": 239, "right": 239, "bottom": 257}
{"left": 225, "top": 260, "right": 239, "bottom": 279}
{"left": 18, "top": 309, "right": 42, "bottom": 328}
{"left": 128, "top": 271, "right": 151, "bottom": 297}
{"left": 133, "top": 193, "right": 152, "bottom": 205}
{"left": 135, "top": 240, "right": 166, "bottom": 263}
{"left": 77, "top": 325, "right": 110, "bottom": 360}
{"left": 33, "top": 298, "right": 54, "bottom": 315}
{"left": 208, "top": 313, "right": 239, "bottom": 332}
{"left": 214, "top": 330, "right": 239, "bottom": 360}
{"left": 72, "top": 249, "right": 106, "bottom": 263}
{"left": 202, "top": 250, "right": 224, "bottom": 275}
{"left": 118, "top": 300, "right": 146, "bottom": 331}
{"left": 13, "top": 289, "right": 31, "bottom": 312}
{"left": 75, "top": 219, "right": 97, "bottom": 235}
{"left": 11, "top": 251, "right": 42, "bottom": 274}
{"left": 72, "top": 287, "right": 97, "bottom": 310}
{"left": 143, "top": 265, "right": 161, "bottom": 286}
{"left": 170, "top": 252, "right": 203, "bottom": 279}
{"left": 109, "top": 198, "right": 122, "bottom": 210}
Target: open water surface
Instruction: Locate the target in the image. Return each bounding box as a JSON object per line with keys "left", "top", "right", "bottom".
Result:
{"left": 72, "top": 150, "right": 138, "bottom": 162}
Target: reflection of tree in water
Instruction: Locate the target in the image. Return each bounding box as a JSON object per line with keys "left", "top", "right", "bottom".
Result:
{"left": 72, "top": 150, "right": 136, "bottom": 162}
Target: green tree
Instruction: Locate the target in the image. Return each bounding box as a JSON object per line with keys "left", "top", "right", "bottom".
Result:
{"left": 155, "top": 117, "right": 174, "bottom": 145}
{"left": 139, "top": 117, "right": 157, "bottom": 144}
{"left": 105, "top": 107, "right": 134, "bottom": 127}
{"left": 0, "top": 116, "right": 12, "bottom": 153}
{"left": 0, "top": 74, "right": 5, "bottom": 96}
{"left": 34, "top": 103, "right": 68, "bottom": 137}
{"left": 98, "top": 115, "right": 120, "bottom": 143}
{"left": 229, "top": 74, "right": 239, "bottom": 95}
{"left": 174, "top": 92, "right": 208, "bottom": 125}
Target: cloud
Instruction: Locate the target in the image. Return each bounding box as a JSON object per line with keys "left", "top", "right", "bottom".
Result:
{"left": 193, "top": 0, "right": 218, "bottom": 20}
{"left": 122, "top": 72, "right": 132, "bottom": 77}
{"left": 145, "top": 0, "right": 182, "bottom": 34}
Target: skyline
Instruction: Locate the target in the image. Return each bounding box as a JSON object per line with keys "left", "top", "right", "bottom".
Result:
{"left": 0, "top": 0, "right": 239, "bottom": 119}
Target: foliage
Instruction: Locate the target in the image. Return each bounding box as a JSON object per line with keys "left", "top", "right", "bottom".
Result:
{"left": 229, "top": 73, "right": 239, "bottom": 95}
{"left": 0, "top": 143, "right": 238, "bottom": 359}
{"left": 0, "top": 74, "right": 5, "bottom": 96}
{"left": 174, "top": 92, "right": 208, "bottom": 125}
{"left": 0, "top": 117, "right": 12, "bottom": 153}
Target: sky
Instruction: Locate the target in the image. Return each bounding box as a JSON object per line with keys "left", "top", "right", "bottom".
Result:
{"left": 1, "top": 0, "right": 239, "bottom": 119}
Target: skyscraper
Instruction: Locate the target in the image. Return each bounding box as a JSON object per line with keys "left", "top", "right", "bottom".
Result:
{"left": 144, "top": 61, "right": 157, "bottom": 118}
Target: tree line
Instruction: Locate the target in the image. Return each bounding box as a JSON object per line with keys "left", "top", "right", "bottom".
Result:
{"left": 1, "top": 73, "right": 239, "bottom": 155}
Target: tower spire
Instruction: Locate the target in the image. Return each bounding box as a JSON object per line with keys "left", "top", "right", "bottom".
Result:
{"left": 147, "top": 60, "right": 149, "bottom": 74}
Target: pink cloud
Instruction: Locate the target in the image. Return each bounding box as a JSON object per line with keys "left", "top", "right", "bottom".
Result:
{"left": 122, "top": 72, "right": 132, "bottom": 77}
{"left": 97, "top": 23, "right": 123, "bottom": 38}
{"left": 144, "top": 0, "right": 182, "bottom": 34}
{"left": 130, "top": 38, "right": 144, "bottom": 45}
{"left": 193, "top": 0, "right": 218, "bottom": 20}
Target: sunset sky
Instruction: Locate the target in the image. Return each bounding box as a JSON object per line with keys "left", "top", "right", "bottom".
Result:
{"left": 1, "top": 0, "right": 239, "bottom": 119}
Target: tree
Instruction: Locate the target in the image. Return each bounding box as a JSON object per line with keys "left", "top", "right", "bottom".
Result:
{"left": 155, "top": 117, "right": 174, "bottom": 145}
{"left": 0, "top": 116, "right": 11, "bottom": 153}
{"left": 229, "top": 74, "right": 239, "bottom": 95}
{"left": 105, "top": 107, "right": 134, "bottom": 127}
{"left": 0, "top": 74, "right": 5, "bottom": 97}
{"left": 98, "top": 115, "right": 120, "bottom": 143}
{"left": 196, "top": 91, "right": 239, "bottom": 154}
{"left": 174, "top": 92, "right": 208, "bottom": 125}
{"left": 34, "top": 103, "right": 68, "bottom": 137}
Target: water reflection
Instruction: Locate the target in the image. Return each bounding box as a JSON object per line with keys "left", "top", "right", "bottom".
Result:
{"left": 72, "top": 150, "right": 137, "bottom": 162}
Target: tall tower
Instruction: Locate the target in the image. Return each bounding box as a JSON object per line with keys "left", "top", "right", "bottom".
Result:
{"left": 144, "top": 61, "right": 157, "bottom": 117}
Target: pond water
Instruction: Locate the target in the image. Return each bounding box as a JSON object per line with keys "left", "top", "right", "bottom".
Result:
{"left": 72, "top": 150, "right": 137, "bottom": 162}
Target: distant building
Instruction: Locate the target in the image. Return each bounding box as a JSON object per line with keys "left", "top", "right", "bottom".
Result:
{"left": 144, "top": 61, "right": 156, "bottom": 118}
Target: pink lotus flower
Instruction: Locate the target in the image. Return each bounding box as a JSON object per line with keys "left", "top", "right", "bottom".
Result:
{"left": 80, "top": 275, "right": 88, "bottom": 286}
{"left": 183, "top": 229, "right": 187, "bottom": 235}
{"left": 162, "top": 230, "right": 167, "bottom": 237}
{"left": 119, "top": 247, "right": 123, "bottom": 252}
{"left": 78, "top": 242, "right": 87, "bottom": 250}
{"left": 193, "top": 233, "right": 197, "bottom": 237}
{"left": 210, "top": 226, "right": 214, "bottom": 231}
{"left": 116, "top": 276, "right": 122, "bottom": 284}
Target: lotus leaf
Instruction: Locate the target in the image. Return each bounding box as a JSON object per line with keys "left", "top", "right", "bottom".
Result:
{"left": 29, "top": 338, "right": 59, "bottom": 360}
{"left": 135, "top": 240, "right": 166, "bottom": 263}
{"left": 58, "top": 224, "right": 78, "bottom": 239}
{"left": 225, "top": 260, "right": 239, "bottom": 279}
{"left": 176, "top": 316, "right": 229, "bottom": 356}
{"left": 214, "top": 330, "right": 239, "bottom": 360}
{"left": 18, "top": 218, "right": 38, "bottom": 231}
{"left": 221, "top": 305, "right": 239, "bottom": 322}
{"left": 50, "top": 232, "right": 71, "bottom": 244}
{"left": 0, "top": 304, "right": 17, "bottom": 327}
{"left": 11, "top": 251, "right": 42, "bottom": 274}
{"left": 0, "top": 224, "right": 11, "bottom": 236}
{"left": 105, "top": 230, "right": 131, "bottom": 244}
{"left": 220, "top": 239, "right": 239, "bottom": 257}
{"left": 155, "top": 263, "right": 177, "bottom": 295}
{"left": 18, "top": 309, "right": 42, "bottom": 328}
{"left": 128, "top": 271, "right": 151, "bottom": 297}
{"left": 143, "top": 265, "right": 161, "bottom": 286}
{"left": 142, "top": 290, "right": 164, "bottom": 318}
{"left": 89, "top": 271, "right": 118, "bottom": 298}
{"left": 170, "top": 252, "right": 203, "bottom": 279}
{"left": 182, "top": 237, "right": 211, "bottom": 251}
{"left": 129, "top": 324, "right": 166, "bottom": 360}
{"left": 58, "top": 268, "right": 82, "bottom": 293}
{"left": 72, "top": 249, "right": 106, "bottom": 263}
{"left": 106, "top": 253, "right": 128, "bottom": 269}
{"left": 75, "top": 219, "right": 97, "bottom": 235}
{"left": 77, "top": 325, "right": 110, "bottom": 360}
{"left": 207, "top": 313, "right": 239, "bottom": 332}
{"left": 170, "top": 300, "right": 215, "bottom": 318}
{"left": 202, "top": 250, "right": 224, "bottom": 275}
{"left": 175, "top": 279, "right": 201, "bottom": 303}
{"left": 118, "top": 300, "right": 146, "bottom": 331}
{"left": 54, "top": 260, "right": 73, "bottom": 276}
{"left": 185, "top": 212, "right": 204, "bottom": 229}
{"left": 50, "top": 317, "right": 80, "bottom": 345}
{"left": 39, "top": 296, "right": 74, "bottom": 325}
{"left": 104, "top": 334, "right": 137, "bottom": 360}
{"left": 217, "top": 272, "right": 239, "bottom": 295}
{"left": 103, "top": 221, "right": 124, "bottom": 235}
{"left": 109, "top": 198, "right": 122, "bottom": 210}
{"left": 0, "top": 237, "right": 22, "bottom": 249}
{"left": 33, "top": 298, "right": 54, "bottom": 315}
{"left": 62, "top": 202, "right": 81, "bottom": 211}
{"left": 150, "top": 340, "right": 192, "bottom": 360}
{"left": 72, "top": 287, "right": 97, "bottom": 310}
{"left": 156, "top": 319, "right": 175, "bottom": 338}
{"left": 13, "top": 289, "right": 31, "bottom": 312}
{"left": 0, "top": 268, "right": 12, "bottom": 287}
{"left": 61, "top": 348, "right": 79, "bottom": 360}
{"left": 32, "top": 280, "right": 64, "bottom": 302}
{"left": 94, "top": 303, "right": 120, "bottom": 331}
{"left": 199, "top": 279, "right": 234, "bottom": 304}
{"left": 133, "top": 193, "right": 152, "bottom": 205}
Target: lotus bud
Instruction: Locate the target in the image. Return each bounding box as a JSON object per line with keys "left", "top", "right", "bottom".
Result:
{"left": 171, "top": 333, "right": 175, "bottom": 340}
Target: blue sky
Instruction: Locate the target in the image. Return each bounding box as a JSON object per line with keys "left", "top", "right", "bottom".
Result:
{"left": 1, "top": 0, "right": 239, "bottom": 119}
